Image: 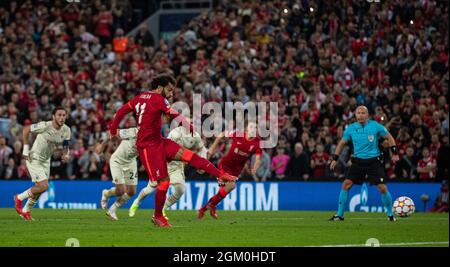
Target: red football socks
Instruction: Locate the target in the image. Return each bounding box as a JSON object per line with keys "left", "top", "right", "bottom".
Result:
{"left": 154, "top": 180, "right": 170, "bottom": 217}
{"left": 187, "top": 153, "right": 221, "bottom": 178}
{"left": 207, "top": 187, "right": 229, "bottom": 207}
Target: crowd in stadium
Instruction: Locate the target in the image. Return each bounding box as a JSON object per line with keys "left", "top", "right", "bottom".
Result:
{"left": 0, "top": 0, "right": 448, "bottom": 183}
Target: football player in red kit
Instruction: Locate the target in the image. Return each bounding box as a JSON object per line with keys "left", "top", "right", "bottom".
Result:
{"left": 198, "top": 121, "right": 262, "bottom": 219}
{"left": 109, "top": 74, "right": 237, "bottom": 227}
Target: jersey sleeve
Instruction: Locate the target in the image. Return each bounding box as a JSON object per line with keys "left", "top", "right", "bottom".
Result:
{"left": 30, "top": 121, "right": 51, "bottom": 134}
{"left": 376, "top": 122, "right": 389, "bottom": 138}
{"left": 109, "top": 99, "right": 135, "bottom": 135}
{"left": 63, "top": 127, "right": 71, "bottom": 147}
{"left": 342, "top": 125, "right": 352, "bottom": 142}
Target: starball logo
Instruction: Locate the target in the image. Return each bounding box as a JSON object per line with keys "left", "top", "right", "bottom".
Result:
{"left": 168, "top": 94, "right": 279, "bottom": 149}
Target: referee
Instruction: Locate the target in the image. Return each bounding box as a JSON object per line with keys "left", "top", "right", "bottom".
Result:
{"left": 329, "top": 106, "right": 400, "bottom": 221}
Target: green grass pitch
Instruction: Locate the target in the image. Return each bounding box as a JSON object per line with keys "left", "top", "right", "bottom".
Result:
{"left": 0, "top": 208, "right": 447, "bottom": 247}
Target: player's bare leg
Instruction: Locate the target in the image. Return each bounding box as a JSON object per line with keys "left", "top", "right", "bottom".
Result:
{"left": 198, "top": 181, "right": 236, "bottom": 220}
{"left": 152, "top": 177, "right": 171, "bottom": 227}
{"left": 106, "top": 184, "right": 135, "bottom": 221}
{"left": 15, "top": 180, "right": 49, "bottom": 220}
{"left": 101, "top": 184, "right": 126, "bottom": 210}
{"left": 129, "top": 181, "right": 157, "bottom": 217}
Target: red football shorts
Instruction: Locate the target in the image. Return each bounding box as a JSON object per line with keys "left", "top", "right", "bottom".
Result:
{"left": 138, "top": 138, "right": 181, "bottom": 181}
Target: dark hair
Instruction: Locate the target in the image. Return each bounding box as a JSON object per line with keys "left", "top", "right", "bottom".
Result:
{"left": 150, "top": 73, "right": 176, "bottom": 90}
{"left": 52, "top": 106, "right": 67, "bottom": 115}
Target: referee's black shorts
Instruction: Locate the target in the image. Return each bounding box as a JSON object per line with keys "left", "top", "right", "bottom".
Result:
{"left": 346, "top": 156, "right": 387, "bottom": 185}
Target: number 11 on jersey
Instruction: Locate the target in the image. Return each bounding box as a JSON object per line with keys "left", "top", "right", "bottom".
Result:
{"left": 135, "top": 103, "right": 146, "bottom": 125}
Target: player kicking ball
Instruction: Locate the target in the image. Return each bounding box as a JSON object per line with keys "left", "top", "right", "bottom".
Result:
{"left": 97, "top": 127, "right": 139, "bottom": 221}
{"left": 129, "top": 125, "right": 208, "bottom": 218}
{"left": 198, "top": 121, "right": 262, "bottom": 219}
{"left": 109, "top": 73, "right": 237, "bottom": 227}
{"left": 14, "top": 107, "right": 71, "bottom": 220}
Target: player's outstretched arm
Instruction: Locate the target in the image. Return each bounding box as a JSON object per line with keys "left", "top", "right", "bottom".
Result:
{"left": 22, "top": 125, "right": 32, "bottom": 161}
{"left": 166, "top": 108, "right": 194, "bottom": 133}
{"left": 95, "top": 138, "right": 111, "bottom": 156}
{"left": 207, "top": 132, "right": 226, "bottom": 159}
{"left": 252, "top": 155, "right": 262, "bottom": 177}
{"left": 109, "top": 102, "right": 133, "bottom": 137}
{"left": 330, "top": 139, "right": 347, "bottom": 171}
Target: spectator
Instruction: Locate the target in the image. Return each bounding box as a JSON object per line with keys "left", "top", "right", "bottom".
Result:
{"left": 428, "top": 180, "right": 449, "bottom": 213}
{"left": 78, "top": 146, "right": 101, "bottom": 179}
{"left": 271, "top": 147, "right": 290, "bottom": 180}
{"left": 37, "top": 95, "right": 55, "bottom": 121}
{"left": 310, "top": 143, "right": 329, "bottom": 179}
{"left": 285, "top": 143, "right": 310, "bottom": 181}
{"left": 417, "top": 147, "right": 437, "bottom": 182}
{"left": 250, "top": 149, "right": 271, "bottom": 182}
{"left": 436, "top": 135, "right": 449, "bottom": 182}
{"left": 134, "top": 24, "right": 154, "bottom": 47}
{"left": 0, "top": 134, "right": 13, "bottom": 175}
{"left": 2, "top": 158, "right": 18, "bottom": 179}
{"left": 0, "top": 0, "right": 447, "bottom": 182}
{"left": 333, "top": 61, "right": 354, "bottom": 92}
{"left": 395, "top": 146, "right": 419, "bottom": 180}
{"left": 112, "top": 28, "right": 128, "bottom": 54}
{"left": 94, "top": 4, "right": 113, "bottom": 45}
{"left": 50, "top": 150, "right": 65, "bottom": 180}
{"left": 17, "top": 159, "right": 28, "bottom": 179}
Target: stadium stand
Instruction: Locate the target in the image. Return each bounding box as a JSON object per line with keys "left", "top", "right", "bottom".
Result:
{"left": 0, "top": 0, "right": 448, "bottom": 183}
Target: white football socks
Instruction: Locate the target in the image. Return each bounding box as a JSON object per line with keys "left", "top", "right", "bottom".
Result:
{"left": 17, "top": 189, "right": 33, "bottom": 201}
{"left": 110, "top": 193, "right": 130, "bottom": 212}
{"left": 134, "top": 185, "right": 156, "bottom": 206}
{"left": 104, "top": 187, "right": 117, "bottom": 198}
{"left": 164, "top": 183, "right": 185, "bottom": 210}
{"left": 22, "top": 198, "right": 37, "bottom": 213}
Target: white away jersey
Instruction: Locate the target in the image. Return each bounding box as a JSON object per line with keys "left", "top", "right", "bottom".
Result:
{"left": 167, "top": 127, "right": 206, "bottom": 173}
{"left": 29, "top": 121, "right": 71, "bottom": 162}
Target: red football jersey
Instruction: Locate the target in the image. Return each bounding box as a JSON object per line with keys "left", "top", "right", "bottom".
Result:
{"left": 110, "top": 91, "right": 192, "bottom": 149}
{"left": 129, "top": 92, "right": 171, "bottom": 148}
{"left": 219, "top": 130, "right": 262, "bottom": 176}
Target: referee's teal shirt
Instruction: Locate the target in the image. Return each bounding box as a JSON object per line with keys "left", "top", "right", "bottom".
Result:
{"left": 342, "top": 120, "right": 389, "bottom": 159}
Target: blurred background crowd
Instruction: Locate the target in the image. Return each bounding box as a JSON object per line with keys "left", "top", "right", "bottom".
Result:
{"left": 0, "top": 0, "right": 448, "bottom": 186}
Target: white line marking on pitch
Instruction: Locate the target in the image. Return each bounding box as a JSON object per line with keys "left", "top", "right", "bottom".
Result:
{"left": 308, "top": 241, "right": 449, "bottom": 247}
{"left": 261, "top": 218, "right": 305, "bottom": 220}
{"left": 351, "top": 217, "right": 449, "bottom": 220}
